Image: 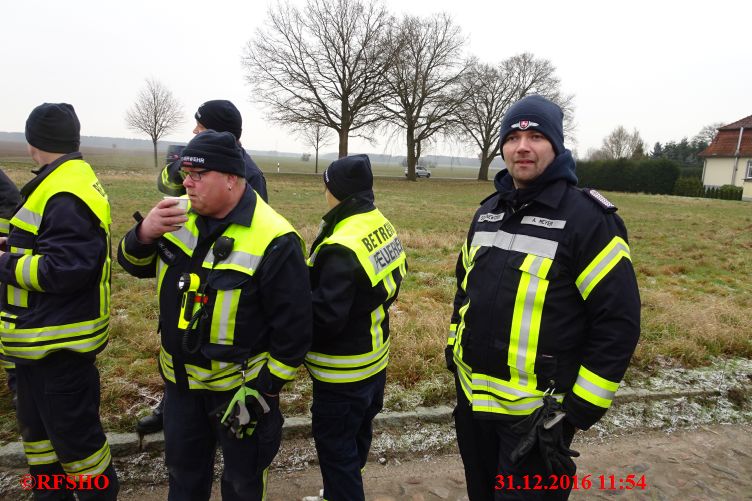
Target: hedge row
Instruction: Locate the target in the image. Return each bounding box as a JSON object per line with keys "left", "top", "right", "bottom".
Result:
{"left": 673, "top": 177, "right": 743, "bottom": 200}
{"left": 576, "top": 158, "right": 680, "bottom": 195}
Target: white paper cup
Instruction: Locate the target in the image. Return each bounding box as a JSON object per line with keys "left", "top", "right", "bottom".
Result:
{"left": 163, "top": 196, "right": 189, "bottom": 211}
{"left": 163, "top": 196, "right": 188, "bottom": 227}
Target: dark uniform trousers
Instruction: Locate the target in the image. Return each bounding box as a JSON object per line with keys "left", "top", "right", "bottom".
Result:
{"left": 15, "top": 352, "right": 119, "bottom": 500}
{"left": 453, "top": 377, "right": 576, "bottom": 501}
{"left": 163, "top": 382, "right": 283, "bottom": 501}
{"left": 312, "top": 370, "right": 386, "bottom": 501}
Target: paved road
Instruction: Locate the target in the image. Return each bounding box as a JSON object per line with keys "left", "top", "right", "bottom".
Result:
{"left": 110, "top": 423, "right": 752, "bottom": 500}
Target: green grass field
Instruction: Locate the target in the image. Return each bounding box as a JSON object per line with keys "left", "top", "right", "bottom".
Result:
{"left": 1, "top": 148, "right": 750, "bottom": 442}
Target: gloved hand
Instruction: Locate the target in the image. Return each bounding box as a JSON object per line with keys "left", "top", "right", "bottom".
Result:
{"left": 213, "top": 386, "right": 271, "bottom": 439}
{"left": 509, "top": 395, "right": 580, "bottom": 476}
{"left": 445, "top": 346, "right": 457, "bottom": 373}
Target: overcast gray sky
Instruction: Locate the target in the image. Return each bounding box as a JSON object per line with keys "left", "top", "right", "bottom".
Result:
{"left": 1, "top": 0, "right": 750, "bottom": 158}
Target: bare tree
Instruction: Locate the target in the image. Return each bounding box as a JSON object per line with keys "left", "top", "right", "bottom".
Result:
{"left": 299, "top": 124, "right": 334, "bottom": 173}
{"left": 693, "top": 122, "right": 725, "bottom": 145}
{"left": 596, "top": 126, "right": 646, "bottom": 159}
{"left": 454, "top": 54, "right": 574, "bottom": 181}
{"left": 125, "top": 78, "right": 184, "bottom": 168}
{"left": 243, "top": 0, "right": 395, "bottom": 158}
{"left": 382, "top": 13, "right": 467, "bottom": 181}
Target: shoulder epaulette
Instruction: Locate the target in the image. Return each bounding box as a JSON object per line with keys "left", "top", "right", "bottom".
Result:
{"left": 581, "top": 188, "right": 617, "bottom": 213}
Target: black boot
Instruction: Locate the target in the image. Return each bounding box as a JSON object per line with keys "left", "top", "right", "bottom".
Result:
{"left": 136, "top": 397, "right": 164, "bottom": 434}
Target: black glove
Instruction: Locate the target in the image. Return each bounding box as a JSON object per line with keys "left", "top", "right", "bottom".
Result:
{"left": 509, "top": 395, "right": 580, "bottom": 476}
{"left": 212, "top": 386, "right": 271, "bottom": 439}
{"left": 445, "top": 346, "right": 457, "bottom": 373}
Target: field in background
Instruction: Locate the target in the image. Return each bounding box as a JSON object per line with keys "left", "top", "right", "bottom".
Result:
{"left": 0, "top": 147, "right": 750, "bottom": 442}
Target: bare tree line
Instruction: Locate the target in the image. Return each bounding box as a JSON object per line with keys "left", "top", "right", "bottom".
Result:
{"left": 242, "top": 0, "right": 573, "bottom": 181}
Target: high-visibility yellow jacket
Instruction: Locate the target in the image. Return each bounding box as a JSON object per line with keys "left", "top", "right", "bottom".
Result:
{"left": 0, "top": 153, "right": 111, "bottom": 362}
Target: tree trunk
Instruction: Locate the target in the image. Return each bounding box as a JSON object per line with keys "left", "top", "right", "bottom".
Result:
{"left": 315, "top": 148, "right": 319, "bottom": 174}
{"left": 406, "top": 127, "right": 416, "bottom": 181}
{"left": 152, "top": 139, "right": 159, "bottom": 169}
{"left": 477, "top": 151, "right": 492, "bottom": 181}
{"left": 338, "top": 128, "right": 349, "bottom": 159}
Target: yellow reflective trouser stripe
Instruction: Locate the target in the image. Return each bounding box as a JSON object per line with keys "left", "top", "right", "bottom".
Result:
{"left": 447, "top": 323, "right": 456, "bottom": 347}
{"left": 576, "top": 236, "right": 631, "bottom": 300}
{"left": 15, "top": 254, "right": 43, "bottom": 292}
{"left": 23, "top": 440, "right": 59, "bottom": 466}
{"left": 306, "top": 352, "right": 388, "bottom": 383}
{"left": 119, "top": 238, "right": 156, "bottom": 266}
{"left": 267, "top": 356, "right": 297, "bottom": 381}
{"left": 508, "top": 255, "right": 551, "bottom": 389}
{"left": 572, "top": 365, "right": 619, "bottom": 408}
{"left": 61, "top": 442, "right": 111, "bottom": 476}
{"left": 210, "top": 289, "right": 240, "bottom": 345}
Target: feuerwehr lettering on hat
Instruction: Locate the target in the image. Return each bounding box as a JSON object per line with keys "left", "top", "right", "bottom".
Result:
{"left": 25, "top": 103, "right": 81, "bottom": 154}
{"left": 323, "top": 154, "right": 374, "bottom": 201}
{"left": 195, "top": 100, "right": 243, "bottom": 140}
{"left": 499, "top": 95, "right": 565, "bottom": 158}
{"left": 180, "top": 130, "right": 245, "bottom": 177}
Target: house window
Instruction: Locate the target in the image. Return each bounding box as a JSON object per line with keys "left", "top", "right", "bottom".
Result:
{"left": 747, "top": 160, "right": 752, "bottom": 180}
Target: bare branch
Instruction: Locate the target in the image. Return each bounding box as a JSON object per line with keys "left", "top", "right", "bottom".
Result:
{"left": 125, "top": 78, "right": 184, "bottom": 167}
{"left": 242, "top": 0, "right": 396, "bottom": 157}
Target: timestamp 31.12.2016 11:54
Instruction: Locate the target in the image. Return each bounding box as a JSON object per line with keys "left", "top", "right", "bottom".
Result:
{"left": 495, "top": 473, "right": 647, "bottom": 491}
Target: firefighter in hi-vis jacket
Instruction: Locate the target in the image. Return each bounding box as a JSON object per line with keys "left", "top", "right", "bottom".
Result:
{"left": 0, "top": 103, "right": 119, "bottom": 499}
{"left": 447, "top": 95, "right": 641, "bottom": 501}
{"left": 118, "top": 130, "right": 311, "bottom": 500}
{"left": 305, "top": 155, "right": 407, "bottom": 501}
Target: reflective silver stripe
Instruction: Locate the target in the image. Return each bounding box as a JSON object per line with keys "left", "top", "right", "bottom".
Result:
{"left": 577, "top": 241, "right": 630, "bottom": 296}
{"left": 212, "top": 289, "right": 237, "bottom": 345}
{"left": 3, "top": 335, "right": 108, "bottom": 359}
{"left": 472, "top": 375, "right": 544, "bottom": 399}
{"left": 575, "top": 374, "right": 617, "bottom": 401}
{"left": 471, "top": 231, "right": 558, "bottom": 259}
{"left": 21, "top": 255, "right": 35, "bottom": 290}
{"left": 0, "top": 220, "right": 9, "bottom": 233}
{"left": 306, "top": 354, "right": 388, "bottom": 381}
{"left": 268, "top": 358, "right": 296, "bottom": 380}
{"left": 370, "top": 305, "right": 384, "bottom": 349}
{"left": 0, "top": 316, "right": 109, "bottom": 340}
{"left": 169, "top": 225, "right": 198, "bottom": 251}
{"left": 62, "top": 443, "right": 111, "bottom": 475}
{"left": 205, "top": 248, "right": 263, "bottom": 271}
{"left": 23, "top": 441, "right": 59, "bottom": 465}
{"left": 472, "top": 394, "right": 563, "bottom": 412}
{"left": 305, "top": 339, "right": 389, "bottom": 368}
{"left": 513, "top": 258, "right": 545, "bottom": 387}
{"left": 13, "top": 207, "right": 42, "bottom": 230}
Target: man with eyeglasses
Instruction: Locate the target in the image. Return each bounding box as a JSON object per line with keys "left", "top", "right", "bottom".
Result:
{"left": 141, "top": 99, "right": 269, "bottom": 435}
{"left": 118, "top": 130, "right": 311, "bottom": 500}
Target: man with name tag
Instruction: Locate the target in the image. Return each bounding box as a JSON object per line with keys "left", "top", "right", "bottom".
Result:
{"left": 446, "top": 95, "right": 641, "bottom": 500}
{"left": 305, "top": 154, "right": 407, "bottom": 501}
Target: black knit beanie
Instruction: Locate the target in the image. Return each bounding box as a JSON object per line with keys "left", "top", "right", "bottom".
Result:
{"left": 180, "top": 130, "right": 245, "bottom": 176}
{"left": 499, "top": 95, "right": 565, "bottom": 158}
{"left": 25, "top": 103, "right": 80, "bottom": 153}
{"left": 195, "top": 100, "right": 242, "bottom": 140}
{"left": 323, "top": 154, "right": 373, "bottom": 200}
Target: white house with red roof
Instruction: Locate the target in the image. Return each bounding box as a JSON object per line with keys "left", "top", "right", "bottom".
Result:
{"left": 699, "top": 114, "right": 752, "bottom": 200}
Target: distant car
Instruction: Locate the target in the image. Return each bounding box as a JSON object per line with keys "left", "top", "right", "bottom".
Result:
{"left": 166, "top": 144, "right": 185, "bottom": 164}
{"left": 405, "top": 165, "right": 431, "bottom": 178}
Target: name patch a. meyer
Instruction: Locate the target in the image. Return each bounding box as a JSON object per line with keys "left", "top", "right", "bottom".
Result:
{"left": 521, "top": 216, "right": 566, "bottom": 229}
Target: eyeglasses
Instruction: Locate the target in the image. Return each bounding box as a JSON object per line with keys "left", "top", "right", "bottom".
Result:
{"left": 180, "top": 169, "right": 210, "bottom": 181}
